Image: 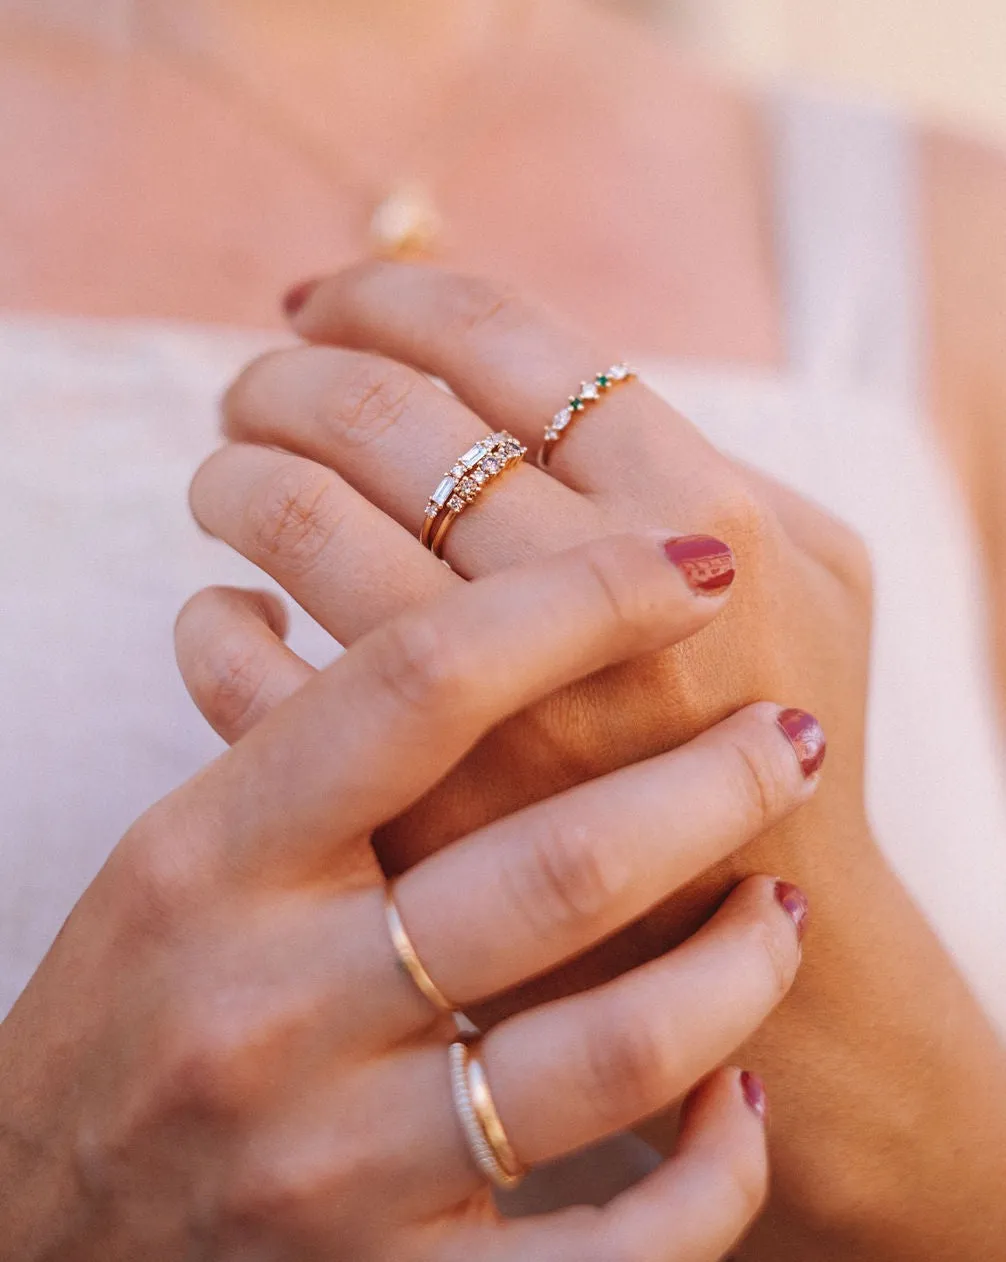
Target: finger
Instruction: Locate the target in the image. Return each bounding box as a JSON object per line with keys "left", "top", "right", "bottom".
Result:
{"left": 394, "top": 702, "right": 819, "bottom": 1007}
{"left": 221, "top": 344, "right": 602, "bottom": 573}
{"left": 167, "top": 531, "right": 735, "bottom": 879}
{"left": 479, "top": 874, "right": 801, "bottom": 1166}
{"left": 286, "top": 261, "right": 716, "bottom": 496}
{"left": 175, "top": 586, "right": 315, "bottom": 744}
{"left": 435, "top": 1066, "right": 769, "bottom": 1262}
{"left": 190, "top": 443, "right": 456, "bottom": 642}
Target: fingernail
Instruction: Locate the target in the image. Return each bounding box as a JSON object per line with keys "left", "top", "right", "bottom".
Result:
{"left": 663, "top": 535, "right": 735, "bottom": 596}
{"left": 775, "top": 879, "right": 810, "bottom": 942}
{"left": 282, "top": 277, "right": 320, "bottom": 318}
{"left": 777, "top": 707, "right": 827, "bottom": 778}
{"left": 740, "top": 1070, "right": 769, "bottom": 1122}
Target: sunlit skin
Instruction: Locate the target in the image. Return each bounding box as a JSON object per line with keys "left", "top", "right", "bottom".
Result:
{"left": 2, "top": 2, "right": 1006, "bottom": 1258}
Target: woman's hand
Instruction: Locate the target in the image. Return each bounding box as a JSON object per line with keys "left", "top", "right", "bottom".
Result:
{"left": 183, "top": 263, "right": 1006, "bottom": 1259}
{"left": 0, "top": 536, "right": 814, "bottom": 1261}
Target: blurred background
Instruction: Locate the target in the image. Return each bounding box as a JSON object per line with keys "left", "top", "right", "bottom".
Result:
{"left": 631, "top": 0, "right": 1006, "bottom": 137}
{"left": 9, "top": 0, "right": 1006, "bottom": 138}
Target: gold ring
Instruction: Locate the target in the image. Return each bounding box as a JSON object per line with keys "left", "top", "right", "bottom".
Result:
{"left": 536, "top": 363, "right": 637, "bottom": 468}
{"left": 420, "top": 432, "right": 526, "bottom": 559}
{"left": 385, "top": 887, "right": 455, "bottom": 1014}
{"left": 449, "top": 1039, "right": 526, "bottom": 1190}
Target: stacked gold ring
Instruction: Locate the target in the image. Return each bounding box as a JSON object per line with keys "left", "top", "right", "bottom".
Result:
{"left": 449, "top": 1039, "right": 526, "bottom": 1190}
{"left": 537, "top": 363, "right": 637, "bottom": 468}
{"left": 385, "top": 888, "right": 456, "bottom": 1014}
{"left": 420, "top": 431, "right": 527, "bottom": 559}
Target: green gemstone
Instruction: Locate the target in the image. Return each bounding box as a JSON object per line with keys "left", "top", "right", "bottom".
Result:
{"left": 596, "top": 374, "right": 611, "bottom": 388}
{"left": 569, "top": 396, "right": 586, "bottom": 411}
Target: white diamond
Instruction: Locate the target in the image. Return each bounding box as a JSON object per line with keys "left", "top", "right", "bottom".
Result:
{"left": 431, "top": 475, "right": 456, "bottom": 507}
{"left": 580, "top": 381, "right": 600, "bottom": 401}
{"left": 473, "top": 468, "right": 488, "bottom": 485}
{"left": 461, "top": 442, "right": 485, "bottom": 470}
{"left": 553, "top": 407, "right": 573, "bottom": 432}
{"left": 458, "top": 477, "right": 478, "bottom": 500}
{"left": 447, "top": 495, "right": 464, "bottom": 512}
{"left": 482, "top": 456, "right": 501, "bottom": 476}
{"left": 609, "top": 363, "right": 629, "bottom": 381}
{"left": 450, "top": 463, "right": 465, "bottom": 479}
{"left": 425, "top": 502, "right": 440, "bottom": 519}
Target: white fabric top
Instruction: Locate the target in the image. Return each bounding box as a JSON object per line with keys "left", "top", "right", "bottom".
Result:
{"left": 2, "top": 91, "right": 1005, "bottom": 1027}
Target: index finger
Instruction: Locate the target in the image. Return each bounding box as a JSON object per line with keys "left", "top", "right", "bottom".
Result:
{"left": 164, "top": 530, "right": 737, "bottom": 883}
{"left": 287, "top": 261, "right": 719, "bottom": 497}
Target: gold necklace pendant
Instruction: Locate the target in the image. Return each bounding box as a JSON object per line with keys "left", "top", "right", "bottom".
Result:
{"left": 369, "top": 182, "right": 443, "bottom": 260}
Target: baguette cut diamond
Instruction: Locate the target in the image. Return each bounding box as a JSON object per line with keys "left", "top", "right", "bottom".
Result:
{"left": 432, "top": 476, "right": 456, "bottom": 507}
{"left": 461, "top": 442, "right": 486, "bottom": 470}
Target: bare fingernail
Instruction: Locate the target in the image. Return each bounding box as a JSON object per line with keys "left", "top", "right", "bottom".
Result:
{"left": 740, "top": 1070, "right": 769, "bottom": 1122}
{"left": 663, "top": 535, "right": 735, "bottom": 596}
{"left": 283, "top": 277, "right": 321, "bottom": 318}
{"left": 775, "top": 879, "right": 810, "bottom": 942}
{"left": 777, "top": 707, "right": 827, "bottom": 778}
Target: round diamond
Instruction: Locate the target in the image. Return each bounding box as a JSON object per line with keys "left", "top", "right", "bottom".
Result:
{"left": 424, "top": 502, "right": 440, "bottom": 519}
{"left": 473, "top": 468, "right": 488, "bottom": 485}
{"left": 482, "top": 456, "right": 501, "bottom": 476}
{"left": 447, "top": 495, "right": 464, "bottom": 513}
{"left": 450, "top": 463, "right": 465, "bottom": 478}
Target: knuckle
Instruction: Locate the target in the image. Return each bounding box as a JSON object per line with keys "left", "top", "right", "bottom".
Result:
{"left": 581, "top": 1014, "right": 674, "bottom": 1128}
{"left": 723, "top": 729, "right": 792, "bottom": 829}
{"left": 112, "top": 809, "right": 206, "bottom": 938}
{"left": 247, "top": 460, "right": 344, "bottom": 574}
{"left": 581, "top": 541, "right": 656, "bottom": 641}
{"left": 189, "top": 628, "right": 269, "bottom": 736}
{"left": 332, "top": 357, "right": 418, "bottom": 447}
{"left": 505, "top": 811, "right": 630, "bottom": 938}
{"left": 221, "top": 1140, "right": 378, "bottom": 1237}
{"left": 697, "top": 469, "right": 779, "bottom": 561}
{"left": 446, "top": 277, "right": 528, "bottom": 339}
{"left": 367, "top": 614, "right": 470, "bottom": 718}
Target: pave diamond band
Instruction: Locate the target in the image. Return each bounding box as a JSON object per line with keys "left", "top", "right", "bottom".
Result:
{"left": 420, "top": 431, "right": 527, "bottom": 559}
{"left": 537, "top": 363, "right": 637, "bottom": 468}
{"left": 449, "top": 1039, "right": 526, "bottom": 1190}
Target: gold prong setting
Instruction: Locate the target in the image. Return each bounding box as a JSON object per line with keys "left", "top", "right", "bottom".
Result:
{"left": 421, "top": 431, "right": 527, "bottom": 557}
{"left": 539, "top": 363, "right": 636, "bottom": 465}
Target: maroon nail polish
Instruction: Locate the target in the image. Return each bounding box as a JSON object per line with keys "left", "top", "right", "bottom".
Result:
{"left": 775, "top": 880, "right": 810, "bottom": 942}
{"left": 282, "top": 277, "right": 320, "bottom": 318}
{"left": 740, "top": 1070, "right": 769, "bottom": 1122}
{"left": 664, "top": 535, "right": 735, "bottom": 596}
{"left": 777, "top": 708, "right": 827, "bottom": 778}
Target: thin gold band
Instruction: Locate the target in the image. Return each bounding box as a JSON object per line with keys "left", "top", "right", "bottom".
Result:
{"left": 385, "top": 888, "right": 455, "bottom": 1014}
{"left": 449, "top": 1039, "right": 526, "bottom": 1190}
{"left": 420, "top": 432, "right": 526, "bottom": 560}
{"left": 536, "top": 363, "right": 637, "bottom": 469}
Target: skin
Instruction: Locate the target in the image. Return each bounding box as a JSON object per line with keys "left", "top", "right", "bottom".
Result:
{"left": 0, "top": 534, "right": 808, "bottom": 1258}
{"left": 178, "top": 260, "right": 1006, "bottom": 1260}
{"left": 2, "top": 0, "right": 1006, "bottom": 1253}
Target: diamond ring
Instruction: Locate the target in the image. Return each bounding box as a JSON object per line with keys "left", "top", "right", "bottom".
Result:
{"left": 420, "top": 431, "right": 527, "bottom": 560}
{"left": 537, "top": 363, "right": 637, "bottom": 469}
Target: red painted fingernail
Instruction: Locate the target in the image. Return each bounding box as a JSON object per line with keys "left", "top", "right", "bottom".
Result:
{"left": 663, "top": 535, "right": 735, "bottom": 596}
{"left": 740, "top": 1070, "right": 769, "bottom": 1122}
{"left": 777, "top": 708, "right": 827, "bottom": 778}
{"left": 775, "top": 880, "right": 810, "bottom": 942}
{"left": 283, "top": 277, "right": 321, "bottom": 318}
